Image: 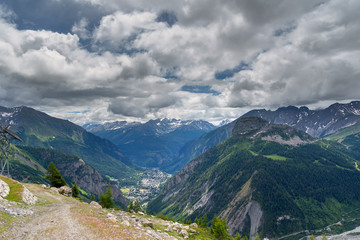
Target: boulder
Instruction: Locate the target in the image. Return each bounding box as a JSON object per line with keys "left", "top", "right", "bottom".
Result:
{"left": 180, "top": 229, "right": 189, "bottom": 238}
{"left": 22, "top": 186, "right": 38, "bottom": 205}
{"left": 143, "top": 219, "right": 154, "bottom": 229}
{"left": 183, "top": 226, "right": 189, "bottom": 230}
{"left": 0, "top": 179, "right": 10, "bottom": 198}
{"left": 89, "top": 201, "right": 102, "bottom": 209}
{"left": 50, "top": 187, "right": 59, "bottom": 194}
{"left": 59, "top": 186, "right": 72, "bottom": 197}
{"left": 189, "top": 228, "right": 197, "bottom": 233}
{"left": 190, "top": 223, "right": 198, "bottom": 228}
{"left": 165, "top": 225, "right": 173, "bottom": 232}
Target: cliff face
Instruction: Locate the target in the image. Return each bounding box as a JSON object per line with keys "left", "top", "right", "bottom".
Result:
{"left": 55, "top": 159, "right": 127, "bottom": 207}
{"left": 15, "top": 146, "right": 127, "bottom": 208}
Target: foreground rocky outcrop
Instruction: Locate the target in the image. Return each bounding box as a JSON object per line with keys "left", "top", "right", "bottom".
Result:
{"left": 0, "top": 179, "right": 10, "bottom": 198}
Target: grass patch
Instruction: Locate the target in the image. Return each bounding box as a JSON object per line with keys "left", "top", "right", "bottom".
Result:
{"left": 265, "top": 154, "right": 287, "bottom": 161}
{"left": 120, "top": 188, "right": 130, "bottom": 194}
{"left": 0, "top": 175, "right": 24, "bottom": 203}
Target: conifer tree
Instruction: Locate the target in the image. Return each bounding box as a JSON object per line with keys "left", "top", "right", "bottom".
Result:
{"left": 210, "top": 214, "right": 230, "bottom": 240}
{"left": 45, "top": 162, "right": 66, "bottom": 188}
{"left": 72, "top": 183, "right": 80, "bottom": 198}
{"left": 99, "top": 184, "right": 114, "bottom": 208}
{"left": 126, "top": 200, "right": 142, "bottom": 212}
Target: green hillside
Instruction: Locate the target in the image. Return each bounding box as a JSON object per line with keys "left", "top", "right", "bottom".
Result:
{"left": 0, "top": 106, "right": 139, "bottom": 185}
{"left": 147, "top": 117, "right": 360, "bottom": 239}
{"left": 7, "top": 145, "right": 127, "bottom": 207}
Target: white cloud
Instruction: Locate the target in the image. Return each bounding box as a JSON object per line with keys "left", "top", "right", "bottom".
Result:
{"left": 93, "top": 11, "right": 166, "bottom": 50}
{"left": 0, "top": 0, "right": 359, "bottom": 125}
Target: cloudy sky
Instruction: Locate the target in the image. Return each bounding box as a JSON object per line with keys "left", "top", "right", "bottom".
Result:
{"left": 0, "top": 0, "right": 359, "bottom": 125}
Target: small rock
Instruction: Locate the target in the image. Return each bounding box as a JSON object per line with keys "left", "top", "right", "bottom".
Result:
{"left": 89, "top": 201, "right": 102, "bottom": 209}
{"left": 183, "top": 226, "right": 189, "bottom": 230}
{"left": 138, "top": 211, "right": 145, "bottom": 215}
{"left": 107, "top": 213, "right": 117, "bottom": 223}
{"left": 189, "top": 228, "right": 197, "bottom": 233}
{"left": 131, "top": 215, "right": 136, "bottom": 218}
{"left": 165, "top": 225, "right": 173, "bottom": 232}
{"left": 180, "top": 229, "right": 189, "bottom": 238}
{"left": 190, "top": 223, "right": 198, "bottom": 228}
{"left": 121, "top": 220, "right": 131, "bottom": 227}
{"left": 143, "top": 219, "right": 154, "bottom": 229}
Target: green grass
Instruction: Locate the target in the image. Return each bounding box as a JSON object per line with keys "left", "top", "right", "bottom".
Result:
{"left": 0, "top": 175, "right": 24, "bottom": 203}
{"left": 325, "top": 123, "right": 360, "bottom": 141}
{"left": 120, "top": 188, "right": 130, "bottom": 194}
{"left": 265, "top": 154, "right": 287, "bottom": 161}
{"left": 0, "top": 211, "right": 17, "bottom": 234}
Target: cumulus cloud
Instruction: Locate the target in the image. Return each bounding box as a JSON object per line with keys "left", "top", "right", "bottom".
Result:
{"left": 0, "top": 0, "right": 359, "bottom": 125}
{"left": 227, "top": 0, "right": 360, "bottom": 108}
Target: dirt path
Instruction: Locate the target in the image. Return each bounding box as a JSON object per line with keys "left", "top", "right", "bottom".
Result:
{"left": 1, "top": 185, "right": 96, "bottom": 240}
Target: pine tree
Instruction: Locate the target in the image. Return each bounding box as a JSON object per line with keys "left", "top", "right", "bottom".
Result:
{"left": 72, "top": 183, "right": 80, "bottom": 198}
{"left": 45, "top": 162, "right": 66, "bottom": 188}
{"left": 126, "top": 200, "right": 142, "bottom": 212}
{"left": 201, "top": 214, "right": 208, "bottom": 228}
{"left": 90, "top": 194, "right": 95, "bottom": 201}
{"left": 210, "top": 214, "right": 230, "bottom": 240}
{"left": 99, "top": 184, "right": 114, "bottom": 208}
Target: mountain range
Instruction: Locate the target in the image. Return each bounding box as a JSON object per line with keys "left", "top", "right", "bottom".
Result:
{"left": 0, "top": 106, "right": 138, "bottom": 186}
{"left": 147, "top": 116, "right": 360, "bottom": 239}
{"left": 168, "top": 101, "right": 360, "bottom": 174}
{"left": 244, "top": 101, "right": 360, "bottom": 137}
{"left": 84, "top": 118, "right": 216, "bottom": 170}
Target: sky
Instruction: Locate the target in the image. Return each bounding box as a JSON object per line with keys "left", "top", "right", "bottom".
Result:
{"left": 0, "top": 0, "right": 359, "bottom": 125}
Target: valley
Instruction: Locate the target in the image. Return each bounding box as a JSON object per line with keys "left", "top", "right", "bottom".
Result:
{"left": 2, "top": 101, "right": 360, "bottom": 239}
{"left": 116, "top": 168, "right": 172, "bottom": 204}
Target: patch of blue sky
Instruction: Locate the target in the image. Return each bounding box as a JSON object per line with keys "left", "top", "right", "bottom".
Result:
{"left": 215, "top": 62, "right": 250, "bottom": 80}
{"left": 181, "top": 85, "right": 220, "bottom": 96}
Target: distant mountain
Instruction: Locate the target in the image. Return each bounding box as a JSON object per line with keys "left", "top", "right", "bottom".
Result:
{"left": 162, "top": 101, "right": 360, "bottom": 173}
{"left": 165, "top": 120, "right": 236, "bottom": 173}
{"left": 85, "top": 118, "right": 216, "bottom": 169}
{"left": 12, "top": 146, "right": 127, "bottom": 207}
{"left": 0, "top": 106, "right": 138, "bottom": 185}
{"left": 244, "top": 101, "right": 360, "bottom": 137}
{"left": 148, "top": 117, "right": 360, "bottom": 239}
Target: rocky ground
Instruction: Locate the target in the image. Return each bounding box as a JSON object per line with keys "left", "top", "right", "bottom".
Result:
{"left": 0, "top": 179, "right": 201, "bottom": 240}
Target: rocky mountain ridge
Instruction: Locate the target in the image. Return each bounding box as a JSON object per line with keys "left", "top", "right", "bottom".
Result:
{"left": 244, "top": 101, "right": 360, "bottom": 137}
